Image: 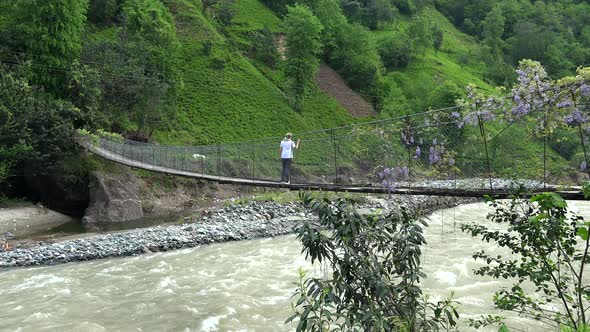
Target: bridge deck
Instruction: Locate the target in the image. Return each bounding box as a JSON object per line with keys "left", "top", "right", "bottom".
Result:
{"left": 83, "top": 141, "right": 586, "bottom": 200}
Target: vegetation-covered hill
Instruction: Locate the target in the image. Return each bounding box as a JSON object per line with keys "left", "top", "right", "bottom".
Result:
{"left": 1, "top": 0, "right": 589, "bottom": 201}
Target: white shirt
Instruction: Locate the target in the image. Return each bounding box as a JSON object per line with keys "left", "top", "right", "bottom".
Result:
{"left": 280, "top": 140, "right": 296, "bottom": 159}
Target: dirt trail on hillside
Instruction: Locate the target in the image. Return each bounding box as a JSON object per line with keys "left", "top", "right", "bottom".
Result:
{"left": 315, "top": 63, "right": 376, "bottom": 117}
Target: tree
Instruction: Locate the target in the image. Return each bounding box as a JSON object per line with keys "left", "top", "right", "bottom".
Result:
{"left": 133, "top": 74, "right": 168, "bottom": 138}
{"left": 250, "top": 25, "right": 280, "bottom": 68}
{"left": 259, "top": 0, "right": 300, "bottom": 15}
{"left": 330, "top": 22, "right": 383, "bottom": 92}
{"left": 408, "top": 15, "right": 432, "bottom": 53}
{"left": 122, "top": 0, "right": 180, "bottom": 82}
{"left": 414, "top": 0, "right": 431, "bottom": 11}
{"left": 427, "top": 80, "right": 461, "bottom": 109}
{"left": 378, "top": 32, "right": 416, "bottom": 69}
{"left": 0, "top": 67, "right": 32, "bottom": 186}
{"left": 340, "top": 0, "right": 363, "bottom": 21}
{"left": 68, "top": 61, "right": 104, "bottom": 129}
{"left": 121, "top": 0, "right": 180, "bottom": 136}
{"left": 393, "top": 0, "right": 417, "bottom": 15}
{"left": 81, "top": 40, "right": 144, "bottom": 124}
{"left": 310, "top": 0, "right": 347, "bottom": 59}
{"left": 375, "top": 78, "right": 410, "bottom": 117}
{"left": 311, "top": 0, "right": 384, "bottom": 95}
{"left": 287, "top": 193, "right": 459, "bottom": 331}
{"left": 510, "top": 21, "right": 550, "bottom": 65}
{"left": 87, "top": 0, "right": 124, "bottom": 25}
{"left": 482, "top": 6, "right": 505, "bottom": 61}
{"left": 431, "top": 24, "right": 444, "bottom": 55}
{"left": 201, "top": 0, "right": 218, "bottom": 14}
{"left": 367, "top": 0, "right": 396, "bottom": 30}
{"left": 0, "top": 64, "right": 77, "bottom": 180}
{"left": 18, "top": 0, "right": 89, "bottom": 95}
{"left": 216, "top": 2, "right": 234, "bottom": 27}
{"left": 283, "top": 5, "right": 323, "bottom": 111}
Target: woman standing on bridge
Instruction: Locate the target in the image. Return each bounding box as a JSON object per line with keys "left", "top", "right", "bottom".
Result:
{"left": 279, "top": 133, "right": 300, "bottom": 184}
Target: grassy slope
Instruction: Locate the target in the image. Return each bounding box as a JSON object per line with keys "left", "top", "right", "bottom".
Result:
{"left": 153, "top": 0, "right": 352, "bottom": 145}
{"left": 83, "top": 2, "right": 493, "bottom": 145}
{"left": 374, "top": 8, "right": 492, "bottom": 110}
{"left": 230, "top": 0, "right": 282, "bottom": 33}
{"left": 369, "top": 8, "right": 572, "bottom": 178}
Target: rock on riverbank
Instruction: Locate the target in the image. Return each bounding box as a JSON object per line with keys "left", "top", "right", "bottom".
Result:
{"left": 0, "top": 195, "right": 476, "bottom": 269}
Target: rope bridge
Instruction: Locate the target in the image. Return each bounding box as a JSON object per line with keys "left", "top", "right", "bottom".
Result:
{"left": 77, "top": 108, "right": 587, "bottom": 200}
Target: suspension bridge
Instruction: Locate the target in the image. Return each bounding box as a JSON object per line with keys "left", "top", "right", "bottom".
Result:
{"left": 77, "top": 108, "right": 588, "bottom": 200}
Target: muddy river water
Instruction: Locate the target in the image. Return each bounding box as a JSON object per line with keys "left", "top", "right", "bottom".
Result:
{"left": 2, "top": 201, "right": 589, "bottom": 331}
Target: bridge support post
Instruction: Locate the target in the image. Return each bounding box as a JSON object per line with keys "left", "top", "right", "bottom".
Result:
{"left": 331, "top": 129, "right": 337, "bottom": 181}
{"left": 217, "top": 144, "right": 221, "bottom": 178}
{"left": 477, "top": 112, "right": 493, "bottom": 191}
{"left": 251, "top": 141, "right": 255, "bottom": 179}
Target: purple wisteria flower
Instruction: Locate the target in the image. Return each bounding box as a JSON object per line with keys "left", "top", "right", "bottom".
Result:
{"left": 451, "top": 111, "right": 461, "bottom": 119}
{"left": 564, "top": 109, "right": 588, "bottom": 126}
{"left": 400, "top": 128, "right": 416, "bottom": 147}
{"left": 463, "top": 109, "right": 495, "bottom": 126}
{"left": 460, "top": 85, "right": 502, "bottom": 127}
{"left": 581, "top": 84, "right": 590, "bottom": 97}
{"left": 581, "top": 161, "right": 587, "bottom": 171}
{"left": 414, "top": 146, "right": 421, "bottom": 159}
{"left": 378, "top": 167, "right": 410, "bottom": 192}
{"left": 557, "top": 101, "right": 573, "bottom": 109}
{"left": 429, "top": 148, "right": 440, "bottom": 165}
{"left": 428, "top": 139, "right": 447, "bottom": 166}
{"left": 510, "top": 61, "right": 555, "bottom": 119}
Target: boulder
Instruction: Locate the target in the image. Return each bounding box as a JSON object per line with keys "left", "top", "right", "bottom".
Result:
{"left": 82, "top": 171, "right": 144, "bottom": 225}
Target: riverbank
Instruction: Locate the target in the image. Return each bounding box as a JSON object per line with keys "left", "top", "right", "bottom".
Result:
{"left": 0, "top": 195, "right": 477, "bottom": 269}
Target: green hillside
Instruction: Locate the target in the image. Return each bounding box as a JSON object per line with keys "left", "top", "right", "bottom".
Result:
{"left": 155, "top": 0, "right": 493, "bottom": 144}
{"left": 375, "top": 7, "right": 492, "bottom": 107}
{"left": 153, "top": 0, "right": 354, "bottom": 144}
{"left": 2, "top": 0, "right": 588, "bottom": 200}
{"left": 0, "top": 0, "right": 494, "bottom": 147}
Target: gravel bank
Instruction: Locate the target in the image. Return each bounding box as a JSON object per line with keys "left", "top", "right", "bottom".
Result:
{"left": 0, "top": 195, "right": 476, "bottom": 269}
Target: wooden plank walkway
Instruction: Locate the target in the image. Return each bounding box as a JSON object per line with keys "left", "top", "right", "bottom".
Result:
{"left": 82, "top": 141, "right": 586, "bottom": 200}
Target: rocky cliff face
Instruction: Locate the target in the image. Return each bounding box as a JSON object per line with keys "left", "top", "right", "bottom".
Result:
{"left": 81, "top": 167, "right": 239, "bottom": 226}
{"left": 82, "top": 171, "right": 144, "bottom": 226}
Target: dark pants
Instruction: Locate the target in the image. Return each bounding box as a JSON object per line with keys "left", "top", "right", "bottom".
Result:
{"left": 281, "top": 158, "right": 292, "bottom": 182}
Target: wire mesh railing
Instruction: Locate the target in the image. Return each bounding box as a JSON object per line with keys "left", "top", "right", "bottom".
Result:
{"left": 77, "top": 106, "right": 589, "bottom": 194}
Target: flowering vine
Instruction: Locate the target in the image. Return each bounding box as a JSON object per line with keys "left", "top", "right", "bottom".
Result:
{"left": 378, "top": 167, "right": 409, "bottom": 193}
{"left": 377, "top": 61, "right": 590, "bottom": 190}
{"left": 510, "top": 60, "right": 556, "bottom": 120}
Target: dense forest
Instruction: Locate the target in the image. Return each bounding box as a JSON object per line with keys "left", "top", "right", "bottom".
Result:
{"left": 1, "top": 0, "right": 589, "bottom": 203}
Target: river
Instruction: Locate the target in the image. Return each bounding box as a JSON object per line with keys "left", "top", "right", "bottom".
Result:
{"left": 1, "top": 201, "right": 589, "bottom": 331}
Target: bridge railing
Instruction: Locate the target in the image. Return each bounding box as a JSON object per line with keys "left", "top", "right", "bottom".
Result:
{"left": 78, "top": 106, "right": 588, "bottom": 192}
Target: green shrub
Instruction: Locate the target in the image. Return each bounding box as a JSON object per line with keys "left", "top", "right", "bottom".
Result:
{"left": 464, "top": 188, "right": 590, "bottom": 330}
{"left": 88, "top": 0, "right": 124, "bottom": 25}
{"left": 249, "top": 26, "right": 280, "bottom": 68}
{"left": 378, "top": 33, "right": 417, "bottom": 69}
{"left": 288, "top": 193, "right": 460, "bottom": 331}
